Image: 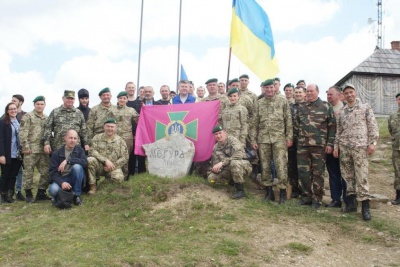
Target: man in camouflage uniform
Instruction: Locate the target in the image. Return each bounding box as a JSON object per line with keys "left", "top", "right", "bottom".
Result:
{"left": 87, "top": 87, "right": 118, "bottom": 142}
{"left": 87, "top": 118, "right": 129, "bottom": 194}
{"left": 43, "top": 90, "right": 89, "bottom": 154}
{"left": 389, "top": 93, "right": 400, "bottom": 205}
{"left": 252, "top": 79, "right": 293, "bottom": 204}
{"left": 295, "top": 84, "right": 336, "bottom": 209}
{"left": 114, "top": 91, "right": 139, "bottom": 180}
{"left": 334, "top": 84, "right": 379, "bottom": 220}
{"left": 201, "top": 78, "right": 229, "bottom": 110}
{"left": 208, "top": 125, "right": 251, "bottom": 199}
{"left": 287, "top": 86, "right": 306, "bottom": 198}
{"left": 20, "top": 96, "right": 51, "bottom": 202}
{"left": 220, "top": 88, "right": 248, "bottom": 145}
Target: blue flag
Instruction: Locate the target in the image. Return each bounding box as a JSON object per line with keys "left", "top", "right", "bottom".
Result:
{"left": 180, "top": 64, "right": 188, "bottom": 81}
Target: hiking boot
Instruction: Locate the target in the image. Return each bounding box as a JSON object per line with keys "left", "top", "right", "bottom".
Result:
{"left": 16, "top": 191, "right": 26, "bottom": 201}
{"left": 279, "top": 189, "right": 287, "bottom": 204}
{"left": 7, "top": 190, "right": 15, "bottom": 203}
{"left": 392, "top": 190, "right": 400, "bottom": 205}
{"left": 35, "top": 189, "right": 52, "bottom": 201}
{"left": 87, "top": 184, "right": 96, "bottom": 195}
{"left": 74, "top": 196, "right": 83, "bottom": 206}
{"left": 232, "top": 183, "right": 245, "bottom": 200}
{"left": 264, "top": 186, "right": 275, "bottom": 202}
{"left": 362, "top": 200, "right": 371, "bottom": 221}
{"left": 311, "top": 200, "right": 321, "bottom": 209}
{"left": 25, "top": 189, "right": 35, "bottom": 203}
{"left": 344, "top": 194, "right": 357, "bottom": 213}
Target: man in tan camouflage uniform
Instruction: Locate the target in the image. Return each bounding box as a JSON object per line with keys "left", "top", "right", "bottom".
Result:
{"left": 252, "top": 79, "right": 293, "bottom": 204}
{"left": 201, "top": 78, "right": 229, "bottom": 110}
{"left": 20, "top": 96, "right": 51, "bottom": 202}
{"left": 208, "top": 125, "right": 251, "bottom": 199}
{"left": 87, "top": 118, "right": 129, "bottom": 194}
{"left": 334, "top": 84, "right": 378, "bottom": 220}
{"left": 87, "top": 87, "right": 118, "bottom": 142}
{"left": 295, "top": 84, "right": 336, "bottom": 209}
{"left": 43, "top": 90, "right": 89, "bottom": 154}
{"left": 389, "top": 93, "right": 400, "bottom": 205}
{"left": 220, "top": 88, "right": 248, "bottom": 145}
{"left": 114, "top": 91, "right": 139, "bottom": 180}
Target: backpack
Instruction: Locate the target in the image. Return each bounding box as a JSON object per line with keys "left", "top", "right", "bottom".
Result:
{"left": 54, "top": 189, "right": 75, "bottom": 209}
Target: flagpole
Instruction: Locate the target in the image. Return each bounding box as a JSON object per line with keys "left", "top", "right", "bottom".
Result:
{"left": 137, "top": 0, "right": 144, "bottom": 97}
{"left": 226, "top": 47, "right": 232, "bottom": 91}
{"left": 176, "top": 0, "right": 183, "bottom": 93}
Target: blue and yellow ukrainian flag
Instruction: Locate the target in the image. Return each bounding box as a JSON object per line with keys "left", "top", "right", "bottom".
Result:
{"left": 230, "top": 0, "right": 279, "bottom": 80}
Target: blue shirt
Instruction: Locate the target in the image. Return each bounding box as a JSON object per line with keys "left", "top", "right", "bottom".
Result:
{"left": 172, "top": 94, "right": 196, "bottom": 104}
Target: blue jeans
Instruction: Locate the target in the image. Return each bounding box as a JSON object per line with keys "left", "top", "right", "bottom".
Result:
{"left": 16, "top": 166, "right": 23, "bottom": 192}
{"left": 326, "top": 153, "right": 347, "bottom": 204}
{"left": 48, "top": 164, "right": 85, "bottom": 198}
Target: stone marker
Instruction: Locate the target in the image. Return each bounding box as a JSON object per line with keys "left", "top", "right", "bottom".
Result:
{"left": 143, "top": 133, "right": 195, "bottom": 178}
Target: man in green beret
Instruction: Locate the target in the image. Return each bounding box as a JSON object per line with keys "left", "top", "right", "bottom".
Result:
{"left": 114, "top": 91, "right": 139, "bottom": 180}
{"left": 208, "top": 126, "right": 251, "bottom": 199}
{"left": 20, "top": 96, "right": 51, "bottom": 202}
{"left": 251, "top": 79, "right": 293, "bottom": 204}
{"left": 274, "top": 77, "right": 281, "bottom": 95}
{"left": 389, "top": 92, "right": 400, "bottom": 205}
{"left": 87, "top": 87, "right": 118, "bottom": 142}
{"left": 87, "top": 118, "right": 129, "bottom": 194}
{"left": 43, "top": 90, "right": 89, "bottom": 154}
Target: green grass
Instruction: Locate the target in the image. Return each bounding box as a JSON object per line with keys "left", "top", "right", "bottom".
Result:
{"left": 285, "top": 242, "right": 313, "bottom": 253}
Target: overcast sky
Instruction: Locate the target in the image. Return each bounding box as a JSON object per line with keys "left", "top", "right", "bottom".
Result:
{"left": 0, "top": 0, "right": 399, "bottom": 113}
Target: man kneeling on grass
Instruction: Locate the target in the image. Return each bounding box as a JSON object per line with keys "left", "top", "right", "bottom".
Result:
{"left": 208, "top": 125, "right": 252, "bottom": 199}
{"left": 87, "top": 118, "right": 129, "bottom": 194}
{"left": 49, "top": 129, "right": 87, "bottom": 206}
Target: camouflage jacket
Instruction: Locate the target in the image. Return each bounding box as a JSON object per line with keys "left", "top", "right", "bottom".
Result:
{"left": 295, "top": 98, "right": 336, "bottom": 147}
{"left": 289, "top": 102, "right": 304, "bottom": 143}
{"left": 201, "top": 94, "right": 229, "bottom": 121}
{"left": 252, "top": 95, "right": 293, "bottom": 144}
{"left": 211, "top": 135, "right": 246, "bottom": 167}
{"left": 87, "top": 103, "right": 118, "bottom": 141}
{"left": 238, "top": 94, "right": 254, "bottom": 120}
{"left": 221, "top": 103, "right": 248, "bottom": 144}
{"left": 43, "top": 106, "right": 88, "bottom": 150}
{"left": 114, "top": 105, "right": 139, "bottom": 139}
{"left": 89, "top": 133, "right": 129, "bottom": 169}
{"left": 19, "top": 110, "right": 47, "bottom": 153}
{"left": 389, "top": 109, "right": 400, "bottom": 150}
{"left": 239, "top": 88, "right": 258, "bottom": 105}
{"left": 334, "top": 99, "right": 378, "bottom": 149}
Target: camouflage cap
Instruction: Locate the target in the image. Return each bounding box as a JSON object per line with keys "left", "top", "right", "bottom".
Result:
{"left": 117, "top": 91, "right": 128, "bottom": 98}
{"left": 228, "top": 78, "right": 239, "bottom": 85}
{"left": 205, "top": 78, "right": 218, "bottom": 84}
{"left": 239, "top": 74, "right": 249, "bottom": 79}
{"left": 342, "top": 84, "right": 356, "bottom": 92}
{"left": 98, "top": 87, "right": 111, "bottom": 96}
{"left": 33, "top": 96, "right": 45, "bottom": 103}
{"left": 64, "top": 90, "right": 75, "bottom": 98}
{"left": 212, "top": 125, "right": 223, "bottom": 134}
{"left": 227, "top": 88, "right": 239, "bottom": 96}
{"left": 104, "top": 118, "right": 117, "bottom": 125}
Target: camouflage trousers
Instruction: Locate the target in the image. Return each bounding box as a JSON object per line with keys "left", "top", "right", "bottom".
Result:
{"left": 297, "top": 146, "right": 325, "bottom": 202}
{"left": 207, "top": 159, "right": 251, "bottom": 184}
{"left": 339, "top": 145, "right": 369, "bottom": 201}
{"left": 259, "top": 142, "right": 288, "bottom": 189}
{"left": 87, "top": 157, "right": 124, "bottom": 185}
{"left": 122, "top": 136, "right": 134, "bottom": 179}
{"left": 23, "top": 153, "right": 50, "bottom": 190}
{"left": 392, "top": 150, "right": 400, "bottom": 190}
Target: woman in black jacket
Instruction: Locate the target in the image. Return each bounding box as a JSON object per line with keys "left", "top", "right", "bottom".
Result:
{"left": 0, "top": 102, "right": 23, "bottom": 203}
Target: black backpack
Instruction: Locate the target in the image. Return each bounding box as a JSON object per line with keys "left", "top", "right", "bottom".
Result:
{"left": 54, "top": 189, "right": 75, "bottom": 209}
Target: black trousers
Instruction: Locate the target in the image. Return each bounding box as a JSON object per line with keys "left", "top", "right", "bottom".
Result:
{"left": 0, "top": 158, "right": 23, "bottom": 193}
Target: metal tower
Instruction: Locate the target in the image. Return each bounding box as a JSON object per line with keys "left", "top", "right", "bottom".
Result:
{"left": 377, "top": 0, "right": 382, "bottom": 48}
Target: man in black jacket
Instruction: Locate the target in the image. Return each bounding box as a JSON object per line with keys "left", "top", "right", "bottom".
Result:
{"left": 48, "top": 129, "right": 87, "bottom": 206}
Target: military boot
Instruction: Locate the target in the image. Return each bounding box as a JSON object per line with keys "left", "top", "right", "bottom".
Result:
{"left": 279, "top": 189, "right": 287, "bottom": 204}
{"left": 1, "top": 193, "right": 8, "bottom": 204}
{"left": 361, "top": 200, "right": 371, "bottom": 221}
{"left": 391, "top": 190, "right": 400, "bottom": 205}
{"left": 87, "top": 184, "right": 96, "bottom": 195}
{"left": 16, "top": 191, "right": 26, "bottom": 201}
{"left": 264, "top": 186, "right": 275, "bottom": 202}
{"left": 25, "top": 189, "right": 35, "bottom": 203}
{"left": 7, "top": 190, "right": 15, "bottom": 203}
{"left": 35, "top": 189, "right": 52, "bottom": 201}
{"left": 343, "top": 194, "right": 357, "bottom": 213}
{"left": 232, "top": 183, "right": 245, "bottom": 200}
{"left": 251, "top": 164, "right": 258, "bottom": 180}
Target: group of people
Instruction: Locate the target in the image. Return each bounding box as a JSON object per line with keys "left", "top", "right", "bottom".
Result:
{"left": 1, "top": 75, "right": 399, "bottom": 220}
